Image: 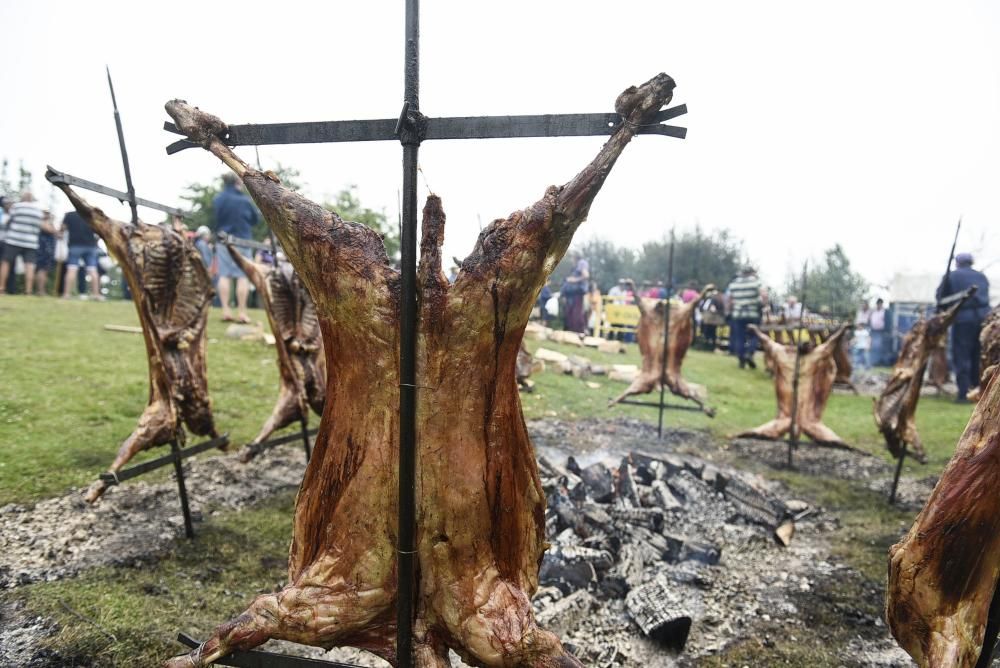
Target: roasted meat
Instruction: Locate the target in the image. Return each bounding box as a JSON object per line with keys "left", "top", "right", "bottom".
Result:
{"left": 608, "top": 280, "right": 715, "bottom": 416}
{"left": 832, "top": 331, "right": 858, "bottom": 394}
{"left": 874, "top": 289, "right": 975, "bottom": 463}
{"left": 48, "top": 176, "right": 218, "bottom": 503}
{"left": 886, "top": 370, "right": 1000, "bottom": 667}
{"left": 223, "top": 242, "right": 326, "bottom": 461}
{"left": 969, "top": 306, "right": 1000, "bottom": 402}
{"left": 738, "top": 324, "right": 849, "bottom": 446}
{"left": 163, "top": 73, "right": 677, "bottom": 668}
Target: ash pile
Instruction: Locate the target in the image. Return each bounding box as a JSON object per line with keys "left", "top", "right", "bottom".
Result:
{"left": 534, "top": 449, "right": 802, "bottom": 666}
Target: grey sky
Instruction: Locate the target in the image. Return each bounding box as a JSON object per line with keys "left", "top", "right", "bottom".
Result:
{"left": 2, "top": 0, "right": 998, "bottom": 297}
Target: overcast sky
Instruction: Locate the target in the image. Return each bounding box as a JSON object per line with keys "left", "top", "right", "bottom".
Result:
{"left": 2, "top": 0, "right": 998, "bottom": 298}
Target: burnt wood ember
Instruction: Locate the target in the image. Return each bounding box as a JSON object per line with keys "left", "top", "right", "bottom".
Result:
{"left": 51, "top": 181, "right": 218, "bottom": 504}
{"left": 739, "top": 324, "right": 850, "bottom": 447}
{"left": 886, "top": 371, "right": 1000, "bottom": 667}
{"left": 164, "top": 73, "right": 677, "bottom": 668}
{"left": 608, "top": 280, "right": 716, "bottom": 416}
{"left": 874, "top": 289, "right": 975, "bottom": 463}
{"left": 969, "top": 306, "right": 1000, "bottom": 402}
{"left": 625, "top": 576, "right": 693, "bottom": 651}
{"left": 223, "top": 244, "right": 326, "bottom": 462}
{"left": 580, "top": 463, "right": 616, "bottom": 503}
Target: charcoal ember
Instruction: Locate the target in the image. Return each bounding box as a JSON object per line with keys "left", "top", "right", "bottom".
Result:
{"left": 681, "top": 456, "right": 705, "bottom": 479}
{"left": 722, "top": 475, "right": 793, "bottom": 542}
{"left": 626, "top": 576, "right": 693, "bottom": 652}
{"left": 598, "top": 572, "right": 629, "bottom": 598}
{"left": 539, "top": 553, "right": 597, "bottom": 595}
{"left": 580, "top": 463, "right": 615, "bottom": 502}
{"left": 609, "top": 506, "right": 664, "bottom": 532}
{"left": 545, "top": 509, "right": 559, "bottom": 538}
{"left": 607, "top": 542, "right": 658, "bottom": 590}
{"left": 537, "top": 455, "right": 562, "bottom": 479}
{"left": 637, "top": 483, "right": 656, "bottom": 507}
{"left": 628, "top": 452, "right": 664, "bottom": 483}
{"left": 535, "top": 590, "right": 597, "bottom": 636}
{"left": 566, "top": 456, "right": 582, "bottom": 475}
{"left": 615, "top": 458, "right": 642, "bottom": 508}
{"left": 663, "top": 564, "right": 714, "bottom": 589}
{"left": 532, "top": 585, "right": 564, "bottom": 608}
{"left": 628, "top": 526, "right": 672, "bottom": 561}
{"left": 651, "top": 480, "right": 683, "bottom": 510}
{"left": 663, "top": 533, "right": 722, "bottom": 565}
{"left": 554, "top": 528, "right": 581, "bottom": 546}
{"left": 580, "top": 531, "right": 621, "bottom": 557}
{"left": 701, "top": 465, "right": 728, "bottom": 491}
{"left": 546, "top": 485, "right": 582, "bottom": 535}
{"left": 550, "top": 544, "right": 614, "bottom": 572}
{"left": 565, "top": 474, "right": 587, "bottom": 502}
{"left": 666, "top": 471, "right": 711, "bottom": 504}
{"left": 582, "top": 506, "right": 614, "bottom": 534}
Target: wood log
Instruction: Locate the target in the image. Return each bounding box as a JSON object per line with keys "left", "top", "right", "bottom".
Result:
{"left": 625, "top": 576, "right": 693, "bottom": 652}
{"left": 887, "top": 371, "right": 1000, "bottom": 667}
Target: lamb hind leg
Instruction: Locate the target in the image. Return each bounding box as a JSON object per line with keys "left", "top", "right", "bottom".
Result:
{"left": 737, "top": 417, "right": 791, "bottom": 441}
{"left": 667, "top": 376, "right": 716, "bottom": 417}
{"left": 607, "top": 376, "right": 658, "bottom": 407}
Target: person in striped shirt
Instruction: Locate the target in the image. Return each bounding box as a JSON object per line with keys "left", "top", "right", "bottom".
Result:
{"left": 0, "top": 191, "right": 56, "bottom": 295}
{"left": 726, "top": 266, "right": 763, "bottom": 369}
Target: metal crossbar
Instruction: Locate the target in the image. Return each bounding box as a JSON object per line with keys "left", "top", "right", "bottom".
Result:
{"left": 177, "top": 634, "right": 362, "bottom": 668}
{"left": 46, "top": 167, "right": 187, "bottom": 218}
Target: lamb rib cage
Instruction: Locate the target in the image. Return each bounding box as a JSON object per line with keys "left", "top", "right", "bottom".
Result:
{"left": 163, "top": 73, "right": 678, "bottom": 668}
{"left": 608, "top": 279, "right": 715, "bottom": 416}
{"left": 49, "top": 180, "right": 219, "bottom": 503}
{"left": 223, "top": 243, "right": 326, "bottom": 462}
{"left": 873, "top": 289, "right": 975, "bottom": 463}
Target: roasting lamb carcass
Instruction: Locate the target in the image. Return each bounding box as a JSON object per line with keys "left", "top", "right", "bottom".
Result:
{"left": 608, "top": 280, "right": 715, "bottom": 416}
{"left": 48, "top": 176, "right": 219, "bottom": 503}
{"left": 968, "top": 305, "right": 1000, "bottom": 402}
{"left": 832, "top": 331, "right": 859, "bottom": 394}
{"left": 886, "top": 370, "right": 1000, "bottom": 667}
{"left": 738, "top": 324, "right": 849, "bottom": 446}
{"left": 222, "top": 241, "right": 326, "bottom": 461}
{"left": 874, "top": 289, "right": 975, "bottom": 463}
{"left": 163, "top": 73, "right": 677, "bottom": 668}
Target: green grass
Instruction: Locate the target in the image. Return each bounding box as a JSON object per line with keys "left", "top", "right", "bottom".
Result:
{"left": 0, "top": 295, "right": 282, "bottom": 505}
{"left": 14, "top": 490, "right": 296, "bottom": 668}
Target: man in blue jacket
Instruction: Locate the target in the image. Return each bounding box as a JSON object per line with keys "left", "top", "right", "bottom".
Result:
{"left": 936, "top": 252, "right": 991, "bottom": 402}
{"left": 213, "top": 173, "right": 261, "bottom": 323}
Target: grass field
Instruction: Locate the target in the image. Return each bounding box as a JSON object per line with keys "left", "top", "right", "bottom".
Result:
{"left": 0, "top": 295, "right": 979, "bottom": 666}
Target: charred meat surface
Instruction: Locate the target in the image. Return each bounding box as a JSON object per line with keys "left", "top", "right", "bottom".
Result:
{"left": 874, "top": 290, "right": 974, "bottom": 463}
{"left": 163, "top": 73, "right": 677, "bottom": 668}
{"left": 224, "top": 244, "right": 326, "bottom": 461}
{"left": 48, "top": 176, "right": 218, "bottom": 503}
{"left": 887, "top": 371, "right": 1000, "bottom": 667}
{"left": 738, "top": 325, "right": 849, "bottom": 446}
{"left": 969, "top": 306, "right": 1000, "bottom": 402}
{"left": 608, "top": 280, "right": 715, "bottom": 416}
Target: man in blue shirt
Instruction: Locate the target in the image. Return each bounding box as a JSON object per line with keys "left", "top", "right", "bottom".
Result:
{"left": 936, "top": 252, "right": 991, "bottom": 402}
{"left": 213, "top": 173, "right": 261, "bottom": 322}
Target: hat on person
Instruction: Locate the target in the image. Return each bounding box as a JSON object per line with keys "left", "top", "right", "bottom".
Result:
{"left": 196, "top": 225, "right": 212, "bottom": 238}
{"left": 956, "top": 252, "right": 974, "bottom": 266}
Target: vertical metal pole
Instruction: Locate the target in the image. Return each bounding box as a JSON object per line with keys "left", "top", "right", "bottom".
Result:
{"left": 170, "top": 438, "right": 195, "bottom": 540}
{"left": 657, "top": 231, "right": 675, "bottom": 439}
{"left": 889, "top": 447, "right": 906, "bottom": 504}
{"left": 299, "top": 417, "right": 312, "bottom": 462}
{"left": 254, "top": 146, "right": 280, "bottom": 269}
{"left": 106, "top": 67, "right": 139, "bottom": 225}
{"left": 787, "top": 262, "right": 807, "bottom": 468}
{"left": 397, "top": 1, "right": 419, "bottom": 666}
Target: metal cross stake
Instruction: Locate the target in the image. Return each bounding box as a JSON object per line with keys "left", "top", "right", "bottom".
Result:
{"left": 787, "top": 261, "right": 808, "bottom": 468}
{"left": 165, "top": 2, "right": 686, "bottom": 665}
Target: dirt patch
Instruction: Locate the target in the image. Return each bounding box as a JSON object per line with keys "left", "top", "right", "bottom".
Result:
{"left": 0, "top": 443, "right": 308, "bottom": 589}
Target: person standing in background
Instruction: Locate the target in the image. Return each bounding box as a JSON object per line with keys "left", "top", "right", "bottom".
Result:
{"left": 561, "top": 250, "right": 590, "bottom": 333}
{"left": 32, "top": 211, "right": 61, "bottom": 296}
{"left": 62, "top": 209, "right": 103, "bottom": 300}
{"left": 726, "top": 266, "right": 762, "bottom": 369}
{"left": 936, "top": 252, "right": 991, "bottom": 402}
{"left": 213, "top": 173, "right": 261, "bottom": 323}
{"left": 0, "top": 192, "right": 48, "bottom": 295}
{"left": 868, "top": 298, "right": 888, "bottom": 366}
{"left": 681, "top": 280, "right": 699, "bottom": 304}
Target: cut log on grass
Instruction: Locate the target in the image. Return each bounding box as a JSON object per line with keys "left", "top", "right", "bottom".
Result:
{"left": 886, "top": 370, "right": 1000, "bottom": 667}
{"left": 874, "top": 289, "right": 975, "bottom": 463}
{"left": 969, "top": 306, "right": 1000, "bottom": 402}
{"left": 224, "top": 243, "right": 326, "bottom": 462}
{"left": 739, "top": 324, "right": 849, "bottom": 447}
{"left": 49, "top": 177, "right": 219, "bottom": 504}
{"left": 608, "top": 280, "right": 716, "bottom": 416}
{"left": 163, "top": 72, "right": 677, "bottom": 668}
{"left": 103, "top": 324, "right": 144, "bottom": 334}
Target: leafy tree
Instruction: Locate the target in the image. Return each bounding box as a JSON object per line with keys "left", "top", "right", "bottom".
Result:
{"left": 549, "top": 237, "right": 636, "bottom": 292}
{"left": 785, "top": 244, "right": 868, "bottom": 318}
{"left": 633, "top": 226, "right": 746, "bottom": 291}
{"left": 323, "top": 186, "right": 399, "bottom": 262}
{"left": 178, "top": 165, "right": 302, "bottom": 239}
{"left": 17, "top": 161, "right": 31, "bottom": 193}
